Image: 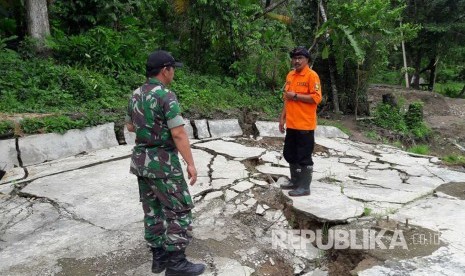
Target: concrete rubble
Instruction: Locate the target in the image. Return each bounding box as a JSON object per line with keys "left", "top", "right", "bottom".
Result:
{"left": 1, "top": 122, "right": 465, "bottom": 275}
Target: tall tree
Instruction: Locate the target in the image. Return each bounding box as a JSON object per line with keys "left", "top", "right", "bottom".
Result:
{"left": 25, "top": 0, "right": 50, "bottom": 42}
{"left": 404, "top": 0, "right": 465, "bottom": 90}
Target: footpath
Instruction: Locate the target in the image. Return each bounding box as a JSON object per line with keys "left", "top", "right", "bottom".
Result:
{"left": 1, "top": 120, "right": 464, "bottom": 276}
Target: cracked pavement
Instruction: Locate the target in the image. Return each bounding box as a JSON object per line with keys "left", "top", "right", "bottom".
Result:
{"left": 1, "top": 136, "right": 465, "bottom": 275}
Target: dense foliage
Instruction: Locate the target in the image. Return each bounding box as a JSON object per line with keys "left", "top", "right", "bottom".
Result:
{"left": 0, "top": 0, "right": 463, "bottom": 137}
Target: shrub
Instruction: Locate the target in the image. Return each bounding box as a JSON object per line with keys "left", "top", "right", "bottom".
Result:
{"left": 373, "top": 103, "right": 407, "bottom": 132}
{"left": 408, "top": 144, "right": 430, "bottom": 155}
{"left": 0, "top": 49, "right": 133, "bottom": 113}
{"left": 47, "top": 27, "right": 155, "bottom": 75}
{"left": 0, "top": 120, "right": 14, "bottom": 136}
{"left": 442, "top": 154, "right": 465, "bottom": 166}
{"left": 373, "top": 101, "right": 431, "bottom": 140}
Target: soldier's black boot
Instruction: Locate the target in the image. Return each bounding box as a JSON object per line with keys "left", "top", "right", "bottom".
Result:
{"left": 280, "top": 163, "right": 300, "bottom": 190}
{"left": 151, "top": 247, "right": 168, "bottom": 273}
{"left": 165, "top": 250, "right": 206, "bottom": 276}
{"left": 289, "top": 165, "right": 312, "bottom": 197}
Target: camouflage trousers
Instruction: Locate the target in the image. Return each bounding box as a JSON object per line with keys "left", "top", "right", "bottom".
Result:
{"left": 137, "top": 176, "right": 195, "bottom": 252}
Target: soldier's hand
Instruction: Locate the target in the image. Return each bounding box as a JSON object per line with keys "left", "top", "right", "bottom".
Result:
{"left": 187, "top": 164, "right": 197, "bottom": 186}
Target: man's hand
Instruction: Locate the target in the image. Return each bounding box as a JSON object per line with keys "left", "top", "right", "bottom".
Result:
{"left": 279, "top": 119, "right": 285, "bottom": 133}
{"left": 126, "top": 123, "right": 135, "bottom": 132}
{"left": 284, "top": 91, "right": 296, "bottom": 100}
{"left": 186, "top": 164, "right": 197, "bottom": 186}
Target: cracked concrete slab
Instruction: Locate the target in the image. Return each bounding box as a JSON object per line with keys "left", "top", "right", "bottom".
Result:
{"left": 19, "top": 123, "right": 119, "bottom": 166}
{"left": 194, "top": 119, "right": 210, "bottom": 139}
{"left": 195, "top": 140, "right": 266, "bottom": 160}
{"left": 1, "top": 145, "right": 133, "bottom": 185}
{"left": 283, "top": 181, "right": 365, "bottom": 222}
{"left": 2, "top": 131, "right": 465, "bottom": 275}
{"left": 209, "top": 119, "right": 243, "bottom": 138}
{"left": 0, "top": 138, "right": 18, "bottom": 172}
{"left": 211, "top": 155, "right": 249, "bottom": 179}
{"left": 21, "top": 158, "right": 140, "bottom": 230}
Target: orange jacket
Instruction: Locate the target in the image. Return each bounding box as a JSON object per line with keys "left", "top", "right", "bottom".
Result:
{"left": 284, "top": 65, "right": 322, "bottom": 130}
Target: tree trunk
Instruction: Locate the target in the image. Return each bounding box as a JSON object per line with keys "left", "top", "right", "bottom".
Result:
{"left": 25, "top": 0, "right": 50, "bottom": 42}
{"left": 429, "top": 57, "right": 438, "bottom": 91}
{"left": 319, "top": 0, "right": 340, "bottom": 113}
{"left": 328, "top": 57, "right": 340, "bottom": 113}
{"left": 411, "top": 51, "right": 422, "bottom": 89}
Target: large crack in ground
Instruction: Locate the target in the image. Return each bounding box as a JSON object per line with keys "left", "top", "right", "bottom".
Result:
{"left": 2, "top": 134, "right": 464, "bottom": 275}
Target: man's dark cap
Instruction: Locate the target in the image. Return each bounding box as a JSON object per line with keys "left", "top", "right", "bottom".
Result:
{"left": 146, "top": 50, "right": 183, "bottom": 76}
{"left": 289, "top": 46, "right": 310, "bottom": 59}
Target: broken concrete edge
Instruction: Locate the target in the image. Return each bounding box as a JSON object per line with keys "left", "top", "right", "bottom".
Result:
{"left": 1, "top": 119, "right": 350, "bottom": 183}
{"left": 0, "top": 123, "right": 121, "bottom": 182}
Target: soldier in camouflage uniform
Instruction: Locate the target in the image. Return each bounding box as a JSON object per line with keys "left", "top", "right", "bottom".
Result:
{"left": 125, "top": 50, "right": 205, "bottom": 276}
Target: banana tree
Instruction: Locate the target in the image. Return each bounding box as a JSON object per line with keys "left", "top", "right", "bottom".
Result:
{"left": 315, "top": 0, "right": 406, "bottom": 115}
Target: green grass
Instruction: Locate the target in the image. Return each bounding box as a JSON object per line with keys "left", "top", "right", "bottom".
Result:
{"left": 363, "top": 207, "right": 373, "bottom": 216}
{"left": 408, "top": 144, "right": 430, "bottom": 155}
{"left": 365, "top": 130, "right": 380, "bottom": 140}
{"left": 0, "top": 120, "right": 14, "bottom": 135}
{"left": 442, "top": 154, "right": 465, "bottom": 166}
{"left": 434, "top": 82, "right": 464, "bottom": 98}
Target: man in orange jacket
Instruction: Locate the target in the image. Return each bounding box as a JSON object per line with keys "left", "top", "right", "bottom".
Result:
{"left": 279, "top": 46, "right": 322, "bottom": 196}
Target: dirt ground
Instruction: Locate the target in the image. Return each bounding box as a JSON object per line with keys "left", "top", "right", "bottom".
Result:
{"left": 325, "top": 84, "right": 465, "bottom": 168}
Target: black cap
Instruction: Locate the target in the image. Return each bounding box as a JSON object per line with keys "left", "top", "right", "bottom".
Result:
{"left": 289, "top": 46, "right": 310, "bottom": 59}
{"left": 146, "top": 50, "right": 183, "bottom": 76}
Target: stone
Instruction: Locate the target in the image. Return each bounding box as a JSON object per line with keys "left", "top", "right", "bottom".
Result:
{"left": 183, "top": 118, "right": 194, "bottom": 138}
{"left": 0, "top": 138, "right": 18, "bottom": 172}
{"left": 211, "top": 178, "right": 234, "bottom": 190}
{"left": 315, "top": 125, "right": 349, "bottom": 139}
{"left": 249, "top": 178, "right": 269, "bottom": 186}
{"left": 19, "top": 123, "right": 119, "bottom": 166}
{"left": 243, "top": 198, "right": 257, "bottom": 206}
{"left": 339, "top": 157, "right": 357, "bottom": 164}
{"left": 195, "top": 140, "right": 265, "bottom": 160}
{"left": 211, "top": 155, "right": 248, "bottom": 179}
{"left": 260, "top": 151, "right": 287, "bottom": 167}
{"left": 225, "top": 189, "right": 239, "bottom": 201}
{"left": 194, "top": 119, "right": 210, "bottom": 139}
{"left": 430, "top": 157, "right": 440, "bottom": 164}
{"left": 254, "top": 121, "right": 284, "bottom": 138}
{"left": 283, "top": 181, "right": 365, "bottom": 222}
{"left": 123, "top": 125, "right": 136, "bottom": 145}
{"left": 208, "top": 119, "right": 243, "bottom": 138}
{"left": 292, "top": 256, "right": 305, "bottom": 274}
{"left": 256, "top": 205, "right": 266, "bottom": 215}
{"left": 231, "top": 181, "right": 254, "bottom": 192}
{"left": 255, "top": 164, "right": 289, "bottom": 178}
{"left": 204, "top": 191, "right": 223, "bottom": 201}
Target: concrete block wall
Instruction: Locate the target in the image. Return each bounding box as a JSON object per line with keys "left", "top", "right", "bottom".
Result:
{"left": 1, "top": 119, "right": 348, "bottom": 178}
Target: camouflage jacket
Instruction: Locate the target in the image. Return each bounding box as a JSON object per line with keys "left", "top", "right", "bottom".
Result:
{"left": 125, "top": 78, "right": 185, "bottom": 178}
